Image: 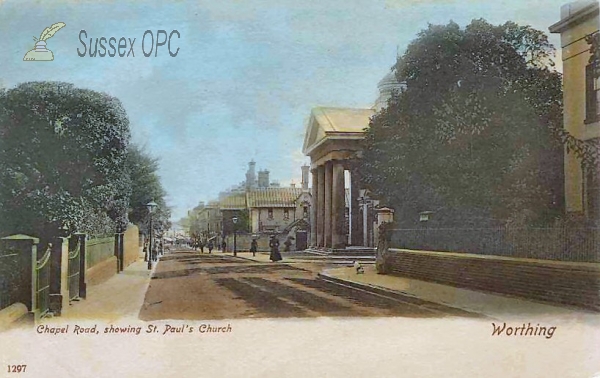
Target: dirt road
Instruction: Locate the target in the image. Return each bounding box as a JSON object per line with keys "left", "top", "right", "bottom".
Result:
{"left": 139, "top": 250, "right": 476, "bottom": 320}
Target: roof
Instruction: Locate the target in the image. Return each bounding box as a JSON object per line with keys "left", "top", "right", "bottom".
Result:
{"left": 247, "top": 188, "right": 303, "bottom": 208}
{"left": 206, "top": 200, "right": 220, "bottom": 208}
{"left": 219, "top": 193, "right": 247, "bottom": 210}
{"left": 311, "top": 107, "right": 375, "bottom": 133}
{"left": 302, "top": 107, "right": 375, "bottom": 156}
{"left": 549, "top": 1, "right": 598, "bottom": 33}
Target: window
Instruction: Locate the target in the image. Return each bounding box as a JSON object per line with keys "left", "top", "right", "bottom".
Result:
{"left": 284, "top": 209, "right": 290, "bottom": 220}
{"left": 586, "top": 64, "right": 600, "bottom": 123}
{"left": 268, "top": 208, "right": 273, "bottom": 219}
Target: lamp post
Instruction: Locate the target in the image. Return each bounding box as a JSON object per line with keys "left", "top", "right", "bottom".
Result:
{"left": 232, "top": 216, "right": 238, "bottom": 257}
{"left": 146, "top": 201, "right": 158, "bottom": 270}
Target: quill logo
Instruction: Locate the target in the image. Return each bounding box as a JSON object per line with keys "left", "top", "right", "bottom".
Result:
{"left": 23, "top": 22, "right": 66, "bottom": 62}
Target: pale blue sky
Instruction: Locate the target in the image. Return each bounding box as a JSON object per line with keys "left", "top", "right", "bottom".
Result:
{"left": 0, "top": 0, "right": 567, "bottom": 220}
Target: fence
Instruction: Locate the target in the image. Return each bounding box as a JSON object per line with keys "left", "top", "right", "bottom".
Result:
{"left": 0, "top": 244, "right": 25, "bottom": 311}
{"left": 388, "top": 227, "right": 600, "bottom": 262}
{"left": 86, "top": 237, "right": 114, "bottom": 268}
{"left": 36, "top": 245, "right": 51, "bottom": 317}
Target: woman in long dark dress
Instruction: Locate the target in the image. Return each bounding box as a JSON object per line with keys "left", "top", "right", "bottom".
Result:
{"left": 269, "top": 236, "right": 282, "bottom": 262}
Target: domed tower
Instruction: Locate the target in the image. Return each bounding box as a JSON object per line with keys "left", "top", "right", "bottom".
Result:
{"left": 373, "top": 69, "right": 406, "bottom": 111}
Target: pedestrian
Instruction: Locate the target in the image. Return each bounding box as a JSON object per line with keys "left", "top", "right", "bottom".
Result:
{"left": 199, "top": 241, "right": 205, "bottom": 253}
{"left": 269, "top": 236, "right": 282, "bottom": 262}
{"left": 222, "top": 240, "right": 227, "bottom": 252}
{"left": 207, "top": 240, "right": 214, "bottom": 254}
{"left": 152, "top": 240, "right": 158, "bottom": 262}
{"left": 250, "top": 238, "right": 258, "bottom": 257}
{"left": 283, "top": 237, "right": 292, "bottom": 252}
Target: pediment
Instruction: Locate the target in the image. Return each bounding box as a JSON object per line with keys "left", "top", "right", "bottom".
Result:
{"left": 302, "top": 107, "right": 375, "bottom": 157}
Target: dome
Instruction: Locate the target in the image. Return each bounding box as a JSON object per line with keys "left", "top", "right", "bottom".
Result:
{"left": 374, "top": 69, "right": 406, "bottom": 110}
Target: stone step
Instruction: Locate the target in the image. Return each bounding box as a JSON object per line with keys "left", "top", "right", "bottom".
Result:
{"left": 304, "top": 247, "right": 375, "bottom": 257}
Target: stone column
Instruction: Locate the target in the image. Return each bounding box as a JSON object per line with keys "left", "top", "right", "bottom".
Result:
{"left": 0, "top": 235, "right": 39, "bottom": 316}
{"left": 310, "top": 168, "right": 318, "bottom": 247}
{"left": 350, "top": 168, "right": 363, "bottom": 246}
{"left": 317, "top": 165, "right": 325, "bottom": 247}
{"left": 324, "top": 161, "right": 333, "bottom": 248}
{"left": 332, "top": 162, "right": 346, "bottom": 249}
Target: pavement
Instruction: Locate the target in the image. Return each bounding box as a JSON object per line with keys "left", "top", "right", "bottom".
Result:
{"left": 43, "top": 252, "right": 153, "bottom": 323}
{"left": 319, "top": 265, "right": 596, "bottom": 320}
{"left": 44, "top": 248, "right": 599, "bottom": 322}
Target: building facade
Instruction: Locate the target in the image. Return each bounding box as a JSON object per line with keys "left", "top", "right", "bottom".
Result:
{"left": 550, "top": 1, "right": 600, "bottom": 221}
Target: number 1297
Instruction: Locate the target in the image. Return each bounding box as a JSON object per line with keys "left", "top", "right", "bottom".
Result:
{"left": 7, "top": 365, "right": 27, "bottom": 373}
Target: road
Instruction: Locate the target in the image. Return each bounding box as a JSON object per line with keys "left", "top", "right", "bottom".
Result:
{"left": 139, "top": 249, "right": 476, "bottom": 320}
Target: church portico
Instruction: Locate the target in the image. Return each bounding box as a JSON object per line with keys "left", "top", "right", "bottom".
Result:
{"left": 303, "top": 107, "right": 375, "bottom": 250}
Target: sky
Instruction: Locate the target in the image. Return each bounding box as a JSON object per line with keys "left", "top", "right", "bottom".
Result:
{"left": 0, "top": 0, "right": 568, "bottom": 221}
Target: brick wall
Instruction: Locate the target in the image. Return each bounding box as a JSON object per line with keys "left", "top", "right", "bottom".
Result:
{"left": 382, "top": 249, "right": 600, "bottom": 311}
{"left": 123, "top": 225, "right": 140, "bottom": 268}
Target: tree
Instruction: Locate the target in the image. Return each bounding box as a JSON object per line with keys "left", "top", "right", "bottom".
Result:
{"left": 0, "top": 82, "right": 131, "bottom": 241}
{"left": 125, "top": 144, "right": 171, "bottom": 236}
{"left": 361, "top": 20, "right": 565, "bottom": 227}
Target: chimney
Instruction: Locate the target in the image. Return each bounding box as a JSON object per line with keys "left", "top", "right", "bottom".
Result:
{"left": 246, "top": 160, "right": 256, "bottom": 190}
{"left": 301, "top": 165, "right": 309, "bottom": 190}
{"left": 258, "top": 169, "right": 270, "bottom": 188}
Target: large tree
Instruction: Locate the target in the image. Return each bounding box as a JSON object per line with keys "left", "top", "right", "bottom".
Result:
{"left": 0, "top": 82, "right": 131, "bottom": 240}
{"left": 361, "top": 20, "right": 565, "bottom": 227}
{"left": 126, "top": 144, "right": 171, "bottom": 236}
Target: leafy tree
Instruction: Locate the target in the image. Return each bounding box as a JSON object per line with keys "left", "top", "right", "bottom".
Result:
{"left": 0, "top": 82, "right": 131, "bottom": 241}
{"left": 125, "top": 144, "right": 171, "bottom": 236}
{"left": 361, "top": 20, "right": 565, "bottom": 227}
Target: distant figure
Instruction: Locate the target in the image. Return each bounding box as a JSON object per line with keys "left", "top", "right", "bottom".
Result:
{"left": 222, "top": 240, "right": 227, "bottom": 252}
{"left": 207, "top": 240, "right": 214, "bottom": 254}
{"left": 199, "top": 241, "right": 205, "bottom": 253}
{"left": 283, "top": 238, "right": 292, "bottom": 252}
{"left": 250, "top": 239, "right": 258, "bottom": 257}
{"left": 354, "top": 261, "right": 364, "bottom": 274}
{"left": 152, "top": 241, "right": 158, "bottom": 262}
{"left": 269, "top": 236, "right": 282, "bottom": 262}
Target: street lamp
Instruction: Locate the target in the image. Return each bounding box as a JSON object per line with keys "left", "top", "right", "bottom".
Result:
{"left": 232, "top": 216, "right": 239, "bottom": 257}
{"left": 146, "top": 200, "right": 158, "bottom": 270}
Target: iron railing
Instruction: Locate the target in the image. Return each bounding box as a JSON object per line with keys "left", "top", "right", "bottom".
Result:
{"left": 388, "top": 227, "right": 600, "bottom": 262}
{"left": 0, "top": 247, "right": 21, "bottom": 311}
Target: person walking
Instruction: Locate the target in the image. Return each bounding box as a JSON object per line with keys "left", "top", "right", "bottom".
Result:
{"left": 269, "top": 236, "right": 282, "bottom": 262}
{"left": 199, "top": 241, "right": 205, "bottom": 254}
{"left": 207, "top": 240, "right": 214, "bottom": 254}
{"left": 250, "top": 238, "right": 258, "bottom": 257}
{"left": 221, "top": 240, "right": 227, "bottom": 252}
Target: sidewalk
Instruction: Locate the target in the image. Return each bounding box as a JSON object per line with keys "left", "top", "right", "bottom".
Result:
{"left": 44, "top": 253, "right": 152, "bottom": 323}
{"left": 42, "top": 250, "right": 599, "bottom": 323}
{"left": 321, "top": 264, "right": 600, "bottom": 320}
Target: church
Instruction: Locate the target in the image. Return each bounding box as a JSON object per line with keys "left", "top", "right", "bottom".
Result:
{"left": 302, "top": 69, "right": 405, "bottom": 250}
